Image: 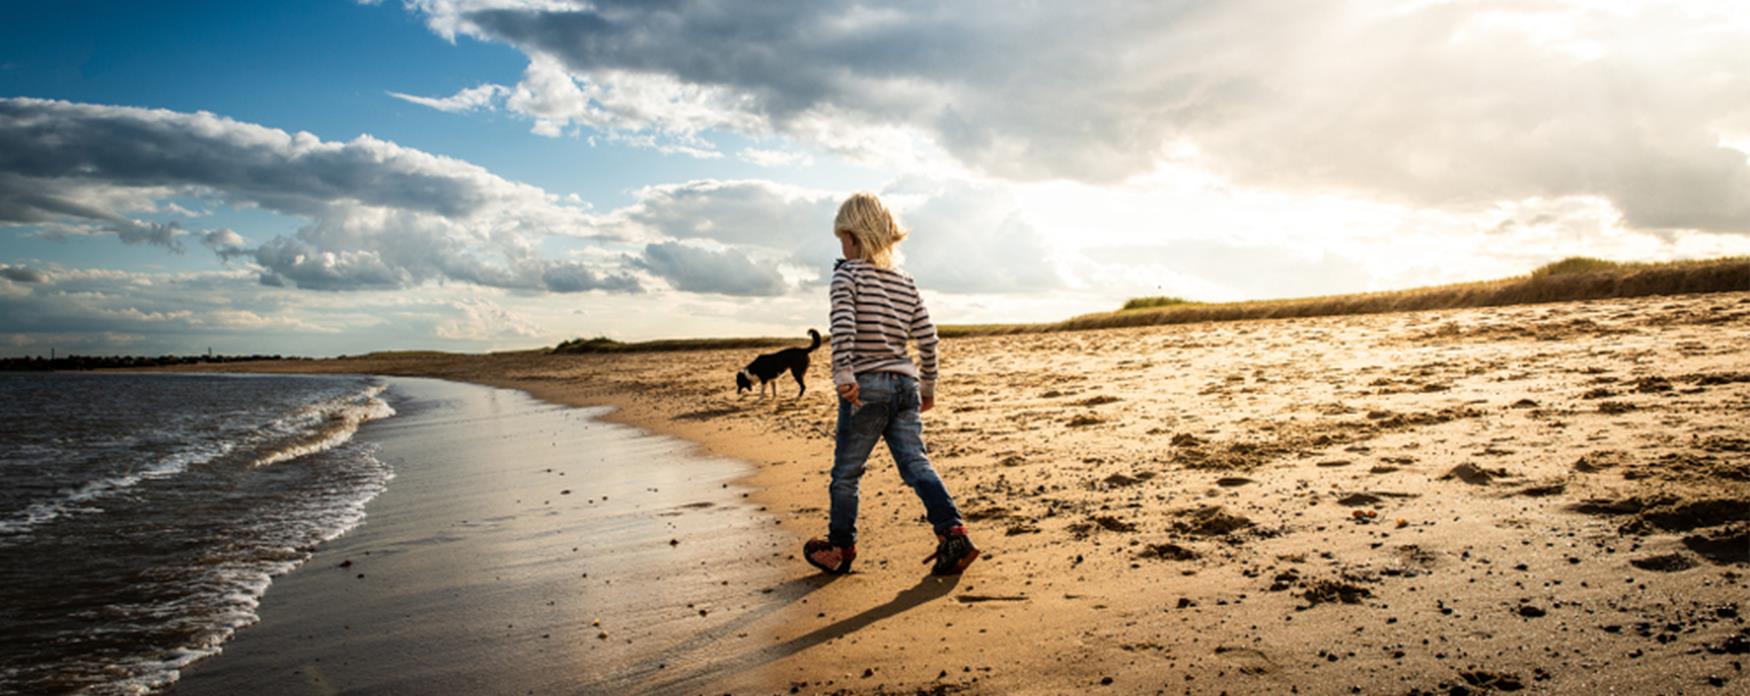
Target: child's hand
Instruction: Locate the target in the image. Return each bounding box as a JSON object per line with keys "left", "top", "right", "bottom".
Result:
{"left": 921, "top": 395, "right": 935, "bottom": 413}
{"left": 837, "top": 382, "right": 861, "bottom": 407}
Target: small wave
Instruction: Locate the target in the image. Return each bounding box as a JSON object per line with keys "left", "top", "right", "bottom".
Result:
{"left": 253, "top": 385, "right": 395, "bottom": 468}
{"left": 91, "top": 458, "right": 393, "bottom": 696}
{"left": 0, "top": 383, "right": 395, "bottom": 541}
{"left": 0, "top": 443, "right": 233, "bottom": 538}
{"left": 22, "top": 446, "right": 396, "bottom": 696}
{"left": 90, "top": 645, "right": 215, "bottom": 696}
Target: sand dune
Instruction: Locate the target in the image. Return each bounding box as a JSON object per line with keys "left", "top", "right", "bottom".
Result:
{"left": 169, "top": 291, "right": 1750, "bottom": 694}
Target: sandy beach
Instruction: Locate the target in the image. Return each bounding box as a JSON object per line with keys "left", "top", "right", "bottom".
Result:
{"left": 166, "top": 291, "right": 1750, "bottom": 694}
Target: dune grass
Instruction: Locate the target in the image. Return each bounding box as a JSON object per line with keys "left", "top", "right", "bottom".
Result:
{"left": 1528, "top": 256, "right": 1631, "bottom": 278}
{"left": 1119, "top": 295, "right": 1194, "bottom": 311}
{"left": 1037, "top": 256, "right": 1748, "bottom": 334}
{"left": 550, "top": 256, "right": 1748, "bottom": 352}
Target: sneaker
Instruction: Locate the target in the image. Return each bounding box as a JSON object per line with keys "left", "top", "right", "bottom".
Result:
{"left": 924, "top": 526, "right": 979, "bottom": 576}
{"left": 803, "top": 538, "right": 856, "bottom": 575}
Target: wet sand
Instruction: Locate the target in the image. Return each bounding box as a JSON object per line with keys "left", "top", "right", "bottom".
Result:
{"left": 167, "top": 292, "right": 1749, "bottom": 694}
{"left": 171, "top": 378, "right": 809, "bottom": 695}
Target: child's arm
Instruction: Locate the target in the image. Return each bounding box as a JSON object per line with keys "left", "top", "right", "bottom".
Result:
{"left": 829, "top": 264, "right": 859, "bottom": 402}
{"left": 911, "top": 284, "right": 939, "bottom": 403}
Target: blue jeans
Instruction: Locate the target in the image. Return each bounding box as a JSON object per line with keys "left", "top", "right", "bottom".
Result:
{"left": 828, "top": 372, "right": 963, "bottom": 548}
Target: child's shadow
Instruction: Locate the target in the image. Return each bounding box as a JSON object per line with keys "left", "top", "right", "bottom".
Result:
{"left": 770, "top": 573, "right": 961, "bottom": 655}
{"left": 631, "top": 573, "right": 962, "bottom": 693}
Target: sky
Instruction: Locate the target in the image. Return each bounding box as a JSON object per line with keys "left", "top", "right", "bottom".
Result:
{"left": 3, "top": 0, "right": 1749, "bottom": 358}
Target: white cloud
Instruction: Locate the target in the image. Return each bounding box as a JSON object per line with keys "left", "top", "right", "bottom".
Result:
{"left": 201, "top": 227, "right": 249, "bottom": 260}
{"left": 394, "top": 54, "right": 759, "bottom": 156}
{"left": 0, "top": 97, "right": 640, "bottom": 293}
{"left": 738, "top": 147, "right": 812, "bottom": 168}
{"left": 635, "top": 241, "right": 788, "bottom": 296}
{"left": 608, "top": 179, "right": 838, "bottom": 246}
{"left": 403, "top": 0, "right": 1750, "bottom": 233}
{"left": 435, "top": 297, "right": 542, "bottom": 339}
{"left": 0, "top": 262, "right": 567, "bottom": 356}
{"left": 1021, "top": 178, "right": 1750, "bottom": 302}
{"left": 388, "top": 83, "right": 509, "bottom": 112}
{"left": 882, "top": 179, "right": 1066, "bottom": 295}
{"left": 164, "top": 202, "right": 208, "bottom": 218}
{"left": 0, "top": 265, "right": 267, "bottom": 341}
{"left": 503, "top": 56, "right": 590, "bottom": 137}
{"left": 602, "top": 178, "right": 1067, "bottom": 294}
{"left": 199, "top": 308, "right": 336, "bottom": 333}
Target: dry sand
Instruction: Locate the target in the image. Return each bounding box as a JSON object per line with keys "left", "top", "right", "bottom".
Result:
{"left": 168, "top": 292, "right": 1750, "bottom": 694}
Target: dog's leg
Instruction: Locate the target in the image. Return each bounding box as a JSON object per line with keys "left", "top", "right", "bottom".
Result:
{"left": 793, "top": 366, "right": 806, "bottom": 398}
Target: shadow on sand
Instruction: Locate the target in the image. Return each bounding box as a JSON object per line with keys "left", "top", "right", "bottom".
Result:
{"left": 625, "top": 572, "right": 963, "bottom": 693}
{"left": 674, "top": 405, "right": 744, "bottom": 421}
{"left": 580, "top": 572, "right": 836, "bottom": 692}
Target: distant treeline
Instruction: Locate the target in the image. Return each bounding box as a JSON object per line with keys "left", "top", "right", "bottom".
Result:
{"left": 0, "top": 354, "right": 304, "bottom": 372}
{"left": 551, "top": 335, "right": 803, "bottom": 355}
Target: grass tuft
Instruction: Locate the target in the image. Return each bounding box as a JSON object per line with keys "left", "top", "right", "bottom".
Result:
{"left": 552, "top": 336, "right": 625, "bottom": 353}
{"left": 1529, "top": 257, "right": 1623, "bottom": 278}
{"left": 1120, "top": 296, "right": 1195, "bottom": 311}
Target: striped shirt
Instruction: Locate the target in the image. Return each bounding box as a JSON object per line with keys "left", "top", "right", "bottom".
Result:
{"left": 829, "top": 258, "right": 939, "bottom": 397}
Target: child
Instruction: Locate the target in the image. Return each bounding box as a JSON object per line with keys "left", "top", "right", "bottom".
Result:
{"left": 803, "top": 192, "right": 979, "bottom": 576}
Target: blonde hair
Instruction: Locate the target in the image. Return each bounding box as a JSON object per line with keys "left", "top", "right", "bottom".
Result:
{"left": 833, "top": 192, "right": 908, "bottom": 269}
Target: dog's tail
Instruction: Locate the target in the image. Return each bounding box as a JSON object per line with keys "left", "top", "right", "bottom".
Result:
{"left": 805, "top": 328, "right": 822, "bottom": 352}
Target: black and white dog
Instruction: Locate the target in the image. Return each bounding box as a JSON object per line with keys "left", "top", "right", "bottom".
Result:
{"left": 736, "top": 329, "right": 821, "bottom": 398}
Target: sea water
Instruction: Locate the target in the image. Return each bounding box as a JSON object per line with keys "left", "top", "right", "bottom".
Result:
{"left": 0, "top": 373, "right": 396, "bottom": 694}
